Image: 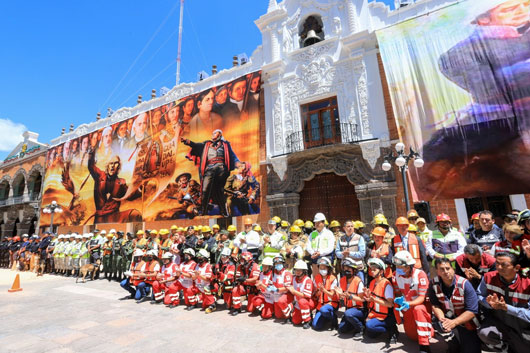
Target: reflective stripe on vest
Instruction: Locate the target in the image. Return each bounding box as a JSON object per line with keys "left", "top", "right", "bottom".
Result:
{"left": 394, "top": 234, "right": 421, "bottom": 269}
{"left": 314, "top": 274, "right": 338, "bottom": 309}
{"left": 368, "top": 278, "right": 390, "bottom": 320}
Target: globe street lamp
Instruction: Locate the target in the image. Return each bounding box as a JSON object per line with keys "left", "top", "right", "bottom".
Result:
{"left": 382, "top": 143, "right": 424, "bottom": 212}
{"left": 42, "top": 200, "right": 63, "bottom": 234}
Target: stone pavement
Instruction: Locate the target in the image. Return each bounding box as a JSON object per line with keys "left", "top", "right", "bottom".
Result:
{"left": 0, "top": 269, "right": 446, "bottom": 353}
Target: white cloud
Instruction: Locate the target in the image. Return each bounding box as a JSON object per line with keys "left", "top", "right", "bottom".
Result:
{"left": 0, "top": 118, "right": 27, "bottom": 152}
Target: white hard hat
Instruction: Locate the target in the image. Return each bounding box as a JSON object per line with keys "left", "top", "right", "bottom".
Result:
{"left": 262, "top": 257, "right": 274, "bottom": 266}
{"left": 393, "top": 250, "right": 417, "bottom": 266}
{"left": 313, "top": 212, "right": 326, "bottom": 223}
{"left": 75, "top": 234, "right": 82, "bottom": 239}
{"left": 161, "top": 252, "right": 173, "bottom": 259}
{"left": 100, "top": 230, "right": 107, "bottom": 235}
{"left": 109, "top": 229, "right": 116, "bottom": 234}
{"left": 183, "top": 248, "right": 196, "bottom": 256}
{"left": 317, "top": 257, "right": 332, "bottom": 267}
{"left": 58, "top": 234, "right": 64, "bottom": 239}
{"left": 220, "top": 247, "right": 232, "bottom": 257}
{"left": 69, "top": 233, "right": 76, "bottom": 238}
{"left": 273, "top": 254, "right": 285, "bottom": 263}
{"left": 367, "top": 258, "right": 386, "bottom": 271}
{"left": 133, "top": 249, "right": 145, "bottom": 257}
{"left": 82, "top": 233, "right": 89, "bottom": 238}
{"left": 146, "top": 250, "right": 158, "bottom": 257}
{"left": 88, "top": 233, "right": 94, "bottom": 238}
{"left": 293, "top": 260, "right": 308, "bottom": 270}
{"left": 197, "top": 249, "right": 210, "bottom": 259}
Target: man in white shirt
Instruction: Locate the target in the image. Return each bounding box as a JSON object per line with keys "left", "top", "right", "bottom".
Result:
{"left": 306, "top": 212, "right": 336, "bottom": 277}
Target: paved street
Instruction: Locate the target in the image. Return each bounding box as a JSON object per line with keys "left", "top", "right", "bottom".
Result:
{"left": 0, "top": 269, "right": 446, "bottom": 353}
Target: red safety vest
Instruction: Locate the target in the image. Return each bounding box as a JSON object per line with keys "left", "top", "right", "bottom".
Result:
{"left": 484, "top": 271, "right": 530, "bottom": 307}
{"left": 367, "top": 277, "right": 391, "bottom": 320}
{"left": 339, "top": 276, "right": 363, "bottom": 309}
{"left": 432, "top": 275, "right": 478, "bottom": 330}
{"left": 393, "top": 267, "right": 429, "bottom": 302}
{"left": 393, "top": 234, "right": 421, "bottom": 269}
{"left": 313, "top": 274, "right": 339, "bottom": 310}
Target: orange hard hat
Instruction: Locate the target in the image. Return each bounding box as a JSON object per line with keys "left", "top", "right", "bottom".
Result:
{"left": 436, "top": 213, "right": 451, "bottom": 222}
{"left": 395, "top": 216, "right": 409, "bottom": 226}
{"left": 371, "top": 226, "right": 386, "bottom": 237}
{"left": 244, "top": 217, "right": 253, "bottom": 225}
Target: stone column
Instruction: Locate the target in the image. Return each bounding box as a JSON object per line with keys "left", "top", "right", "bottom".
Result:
{"left": 270, "top": 27, "right": 280, "bottom": 62}
{"left": 266, "top": 193, "right": 300, "bottom": 223}
{"left": 355, "top": 181, "right": 398, "bottom": 227}
{"left": 346, "top": 1, "right": 358, "bottom": 34}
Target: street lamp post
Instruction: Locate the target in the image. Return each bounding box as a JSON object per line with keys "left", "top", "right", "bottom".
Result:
{"left": 42, "top": 200, "right": 63, "bottom": 234}
{"left": 381, "top": 142, "right": 424, "bottom": 212}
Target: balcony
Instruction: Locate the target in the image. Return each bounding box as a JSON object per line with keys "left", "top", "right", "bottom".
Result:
{"left": 285, "top": 122, "right": 359, "bottom": 154}
{"left": 0, "top": 193, "right": 41, "bottom": 207}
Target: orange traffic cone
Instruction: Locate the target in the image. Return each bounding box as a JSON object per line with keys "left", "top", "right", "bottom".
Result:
{"left": 8, "top": 274, "right": 23, "bottom": 293}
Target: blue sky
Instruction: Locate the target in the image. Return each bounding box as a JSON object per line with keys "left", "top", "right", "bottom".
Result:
{"left": 0, "top": 0, "right": 394, "bottom": 159}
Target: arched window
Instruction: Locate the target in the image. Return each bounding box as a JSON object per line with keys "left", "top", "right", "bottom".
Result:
{"left": 12, "top": 174, "right": 25, "bottom": 198}
{"left": 299, "top": 15, "right": 324, "bottom": 48}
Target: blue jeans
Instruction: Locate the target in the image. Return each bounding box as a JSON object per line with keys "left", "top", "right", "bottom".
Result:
{"left": 120, "top": 278, "right": 135, "bottom": 296}
{"left": 312, "top": 304, "right": 336, "bottom": 331}
{"left": 135, "top": 282, "right": 151, "bottom": 300}
{"left": 365, "top": 317, "right": 388, "bottom": 338}
{"left": 338, "top": 308, "right": 365, "bottom": 333}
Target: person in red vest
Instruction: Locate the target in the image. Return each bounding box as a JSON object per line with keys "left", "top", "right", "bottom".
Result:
{"left": 455, "top": 244, "right": 496, "bottom": 289}
{"left": 174, "top": 248, "right": 198, "bottom": 309}
{"left": 136, "top": 250, "right": 160, "bottom": 303}
{"left": 392, "top": 250, "right": 433, "bottom": 353}
{"left": 120, "top": 249, "right": 145, "bottom": 300}
{"left": 151, "top": 252, "right": 179, "bottom": 305}
{"left": 362, "top": 258, "right": 397, "bottom": 344}
{"left": 311, "top": 257, "right": 339, "bottom": 330}
{"left": 285, "top": 260, "right": 314, "bottom": 329}
{"left": 272, "top": 255, "right": 294, "bottom": 321}
{"left": 391, "top": 217, "right": 430, "bottom": 274}
{"left": 428, "top": 258, "right": 481, "bottom": 353}
{"left": 192, "top": 249, "right": 216, "bottom": 313}
{"left": 335, "top": 258, "right": 365, "bottom": 337}
{"left": 252, "top": 256, "right": 275, "bottom": 319}
{"left": 477, "top": 252, "right": 530, "bottom": 352}
{"left": 231, "top": 251, "right": 260, "bottom": 315}
{"left": 491, "top": 224, "right": 530, "bottom": 273}
{"left": 215, "top": 247, "right": 236, "bottom": 312}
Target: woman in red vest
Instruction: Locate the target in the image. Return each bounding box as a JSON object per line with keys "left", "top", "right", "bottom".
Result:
{"left": 363, "top": 258, "right": 397, "bottom": 344}
{"left": 335, "top": 258, "right": 365, "bottom": 336}
{"left": 311, "top": 257, "right": 339, "bottom": 330}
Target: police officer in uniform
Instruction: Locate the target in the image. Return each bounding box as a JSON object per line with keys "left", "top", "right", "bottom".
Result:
{"left": 122, "top": 232, "right": 135, "bottom": 281}
{"left": 112, "top": 231, "right": 125, "bottom": 281}
{"left": 102, "top": 231, "right": 114, "bottom": 281}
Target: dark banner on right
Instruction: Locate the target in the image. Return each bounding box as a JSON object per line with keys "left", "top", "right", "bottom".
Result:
{"left": 376, "top": 0, "right": 530, "bottom": 200}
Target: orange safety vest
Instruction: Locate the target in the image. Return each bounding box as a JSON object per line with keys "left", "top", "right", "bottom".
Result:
{"left": 314, "top": 274, "right": 339, "bottom": 310}
{"left": 432, "top": 275, "right": 478, "bottom": 330}
{"left": 131, "top": 261, "right": 146, "bottom": 286}
{"left": 393, "top": 234, "right": 421, "bottom": 269}
{"left": 367, "top": 277, "right": 391, "bottom": 320}
{"left": 371, "top": 242, "right": 392, "bottom": 278}
{"left": 339, "top": 276, "right": 363, "bottom": 309}
{"left": 144, "top": 261, "right": 160, "bottom": 284}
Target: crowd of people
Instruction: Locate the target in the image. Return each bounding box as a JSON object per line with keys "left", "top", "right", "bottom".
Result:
{"left": 1, "top": 209, "right": 530, "bottom": 353}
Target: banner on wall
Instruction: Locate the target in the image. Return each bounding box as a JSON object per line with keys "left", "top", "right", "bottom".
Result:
{"left": 41, "top": 72, "right": 262, "bottom": 226}
{"left": 376, "top": 0, "right": 530, "bottom": 200}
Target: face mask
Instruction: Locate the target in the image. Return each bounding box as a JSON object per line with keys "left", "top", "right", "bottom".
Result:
{"left": 343, "top": 270, "right": 353, "bottom": 277}
{"left": 221, "top": 257, "right": 228, "bottom": 263}
{"left": 184, "top": 256, "right": 191, "bottom": 262}
{"left": 396, "top": 268, "right": 406, "bottom": 276}
{"left": 145, "top": 256, "right": 152, "bottom": 262}
{"left": 319, "top": 269, "right": 328, "bottom": 276}
{"left": 275, "top": 264, "right": 284, "bottom": 271}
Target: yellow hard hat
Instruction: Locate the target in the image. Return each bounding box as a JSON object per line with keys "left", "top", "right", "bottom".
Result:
{"left": 329, "top": 220, "right": 340, "bottom": 228}
{"left": 290, "top": 225, "right": 302, "bottom": 233}
{"left": 150, "top": 230, "right": 158, "bottom": 235}
{"left": 357, "top": 221, "right": 365, "bottom": 228}
{"left": 227, "top": 225, "right": 237, "bottom": 232}
{"left": 178, "top": 227, "right": 185, "bottom": 232}
{"left": 272, "top": 216, "right": 281, "bottom": 224}
{"left": 212, "top": 224, "right": 220, "bottom": 230}
{"left": 136, "top": 230, "right": 144, "bottom": 235}
{"left": 280, "top": 220, "right": 290, "bottom": 228}
{"left": 304, "top": 221, "right": 314, "bottom": 228}
{"left": 294, "top": 219, "right": 304, "bottom": 227}
{"left": 159, "top": 229, "right": 169, "bottom": 235}
{"left": 408, "top": 224, "right": 418, "bottom": 232}
{"left": 202, "top": 226, "right": 211, "bottom": 233}
{"left": 193, "top": 226, "right": 200, "bottom": 232}
{"left": 197, "top": 225, "right": 203, "bottom": 231}
{"left": 170, "top": 225, "right": 178, "bottom": 230}
{"left": 254, "top": 225, "right": 262, "bottom": 232}
{"left": 373, "top": 213, "right": 389, "bottom": 226}
{"left": 324, "top": 220, "right": 329, "bottom": 226}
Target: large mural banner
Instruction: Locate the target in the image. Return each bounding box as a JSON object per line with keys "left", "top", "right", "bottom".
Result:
{"left": 377, "top": 0, "right": 530, "bottom": 200}
{"left": 41, "top": 71, "right": 262, "bottom": 226}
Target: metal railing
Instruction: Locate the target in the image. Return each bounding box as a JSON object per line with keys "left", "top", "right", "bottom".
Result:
{"left": 0, "top": 193, "right": 41, "bottom": 207}
{"left": 285, "top": 123, "right": 359, "bottom": 154}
